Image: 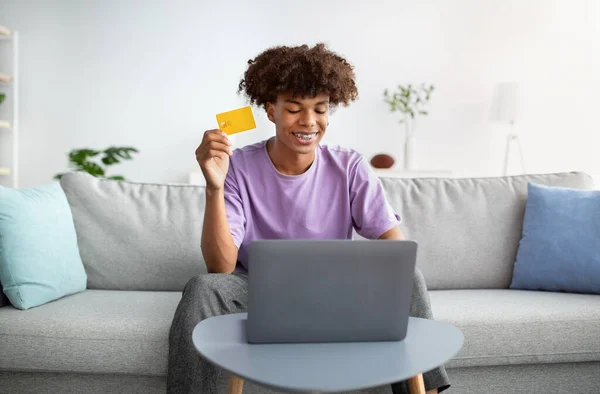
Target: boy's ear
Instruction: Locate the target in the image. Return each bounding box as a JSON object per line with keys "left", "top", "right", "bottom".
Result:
{"left": 266, "top": 102, "right": 275, "bottom": 123}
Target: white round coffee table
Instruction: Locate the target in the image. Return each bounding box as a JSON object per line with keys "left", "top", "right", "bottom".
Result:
{"left": 193, "top": 313, "right": 463, "bottom": 394}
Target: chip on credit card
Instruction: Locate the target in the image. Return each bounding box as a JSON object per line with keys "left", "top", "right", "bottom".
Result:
{"left": 216, "top": 106, "right": 256, "bottom": 135}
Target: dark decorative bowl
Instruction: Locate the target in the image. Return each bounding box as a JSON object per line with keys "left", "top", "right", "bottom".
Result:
{"left": 370, "top": 154, "right": 395, "bottom": 169}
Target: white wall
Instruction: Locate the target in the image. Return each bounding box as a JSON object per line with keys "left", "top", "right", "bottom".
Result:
{"left": 0, "top": 0, "right": 598, "bottom": 188}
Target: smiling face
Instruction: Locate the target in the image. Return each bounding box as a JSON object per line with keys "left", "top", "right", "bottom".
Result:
{"left": 266, "top": 92, "right": 330, "bottom": 155}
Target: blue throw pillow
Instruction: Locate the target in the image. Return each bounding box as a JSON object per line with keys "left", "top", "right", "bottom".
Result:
{"left": 510, "top": 182, "right": 600, "bottom": 294}
{"left": 0, "top": 182, "right": 87, "bottom": 309}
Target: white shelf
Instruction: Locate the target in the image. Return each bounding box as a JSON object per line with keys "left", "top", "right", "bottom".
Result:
{"left": 0, "top": 27, "right": 17, "bottom": 187}
{"left": 0, "top": 25, "right": 11, "bottom": 37}
{"left": 372, "top": 168, "right": 453, "bottom": 178}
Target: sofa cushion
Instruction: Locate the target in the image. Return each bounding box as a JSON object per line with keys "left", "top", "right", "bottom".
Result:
{"left": 60, "top": 172, "right": 207, "bottom": 291}
{"left": 1, "top": 288, "right": 598, "bottom": 378}
{"left": 511, "top": 183, "right": 600, "bottom": 294}
{"left": 430, "top": 289, "right": 600, "bottom": 368}
{"left": 0, "top": 290, "right": 181, "bottom": 376}
{"left": 379, "top": 172, "right": 594, "bottom": 290}
{"left": 0, "top": 182, "right": 87, "bottom": 309}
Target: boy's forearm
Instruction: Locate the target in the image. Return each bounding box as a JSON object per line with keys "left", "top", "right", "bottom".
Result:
{"left": 201, "top": 188, "right": 238, "bottom": 273}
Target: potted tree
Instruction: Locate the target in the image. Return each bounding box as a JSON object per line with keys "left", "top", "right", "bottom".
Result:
{"left": 383, "top": 83, "right": 435, "bottom": 170}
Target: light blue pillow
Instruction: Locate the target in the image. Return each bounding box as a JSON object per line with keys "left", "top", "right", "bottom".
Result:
{"left": 0, "top": 182, "right": 87, "bottom": 309}
{"left": 510, "top": 182, "right": 600, "bottom": 294}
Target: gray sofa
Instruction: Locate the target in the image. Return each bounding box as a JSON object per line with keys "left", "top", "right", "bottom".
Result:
{"left": 1, "top": 171, "right": 599, "bottom": 394}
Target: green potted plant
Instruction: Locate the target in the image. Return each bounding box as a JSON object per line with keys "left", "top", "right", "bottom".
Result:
{"left": 383, "top": 83, "right": 435, "bottom": 169}
{"left": 54, "top": 146, "right": 138, "bottom": 181}
{"left": 0, "top": 93, "right": 9, "bottom": 128}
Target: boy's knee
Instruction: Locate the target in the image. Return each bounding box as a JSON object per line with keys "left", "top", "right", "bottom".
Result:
{"left": 183, "top": 273, "right": 228, "bottom": 297}
{"left": 413, "top": 267, "right": 429, "bottom": 294}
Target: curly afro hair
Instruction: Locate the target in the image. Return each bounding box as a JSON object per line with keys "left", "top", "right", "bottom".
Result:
{"left": 238, "top": 43, "right": 358, "bottom": 109}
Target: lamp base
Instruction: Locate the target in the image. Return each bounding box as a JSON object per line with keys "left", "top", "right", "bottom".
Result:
{"left": 503, "top": 133, "right": 526, "bottom": 176}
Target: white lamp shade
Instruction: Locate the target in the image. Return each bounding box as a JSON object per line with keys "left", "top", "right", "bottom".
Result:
{"left": 489, "top": 82, "right": 521, "bottom": 124}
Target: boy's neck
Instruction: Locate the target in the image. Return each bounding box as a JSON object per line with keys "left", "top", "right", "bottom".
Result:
{"left": 266, "top": 138, "right": 315, "bottom": 176}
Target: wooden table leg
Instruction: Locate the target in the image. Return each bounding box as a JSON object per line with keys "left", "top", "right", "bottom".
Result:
{"left": 407, "top": 373, "right": 426, "bottom": 394}
{"left": 228, "top": 375, "right": 244, "bottom": 394}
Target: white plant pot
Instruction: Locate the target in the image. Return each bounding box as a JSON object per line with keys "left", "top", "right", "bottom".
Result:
{"left": 404, "top": 134, "right": 416, "bottom": 170}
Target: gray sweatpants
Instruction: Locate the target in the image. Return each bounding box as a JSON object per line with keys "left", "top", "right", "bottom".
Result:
{"left": 167, "top": 268, "right": 450, "bottom": 394}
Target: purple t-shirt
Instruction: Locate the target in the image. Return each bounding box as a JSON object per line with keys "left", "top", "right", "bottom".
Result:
{"left": 224, "top": 139, "right": 402, "bottom": 271}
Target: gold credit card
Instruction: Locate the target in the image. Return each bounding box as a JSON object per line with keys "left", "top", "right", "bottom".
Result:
{"left": 216, "top": 106, "right": 256, "bottom": 135}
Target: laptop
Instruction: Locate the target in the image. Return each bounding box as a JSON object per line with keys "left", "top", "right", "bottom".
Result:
{"left": 246, "top": 239, "right": 418, "bottom": 344}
